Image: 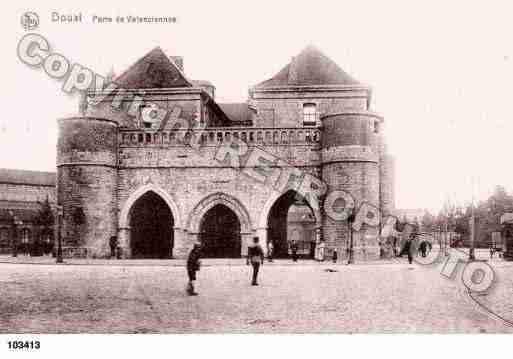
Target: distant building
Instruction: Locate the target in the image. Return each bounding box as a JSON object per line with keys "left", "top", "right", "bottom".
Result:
{"left": 0, "top": 169, "right": 55, "bottom": 254}
{"left": 394, "top": 209, "right": 428, "bottom": 223}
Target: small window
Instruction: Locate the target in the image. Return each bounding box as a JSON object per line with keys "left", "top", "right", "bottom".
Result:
{"left": 303, "top": 103, "right": 317, "bottom": 127}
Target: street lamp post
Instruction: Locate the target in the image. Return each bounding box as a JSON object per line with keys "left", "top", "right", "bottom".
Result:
{"left": 469, "top": 210, "right": 476, "bottom": 261}
{"left": 469, "top": 177, "right": 477, "bottom": 261}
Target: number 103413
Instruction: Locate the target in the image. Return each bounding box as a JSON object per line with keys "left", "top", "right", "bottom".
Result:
{"left": 7, "top": 341, "right": 40, "bottom": 350}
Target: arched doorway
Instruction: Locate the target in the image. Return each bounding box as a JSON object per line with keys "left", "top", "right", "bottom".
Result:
{"left": 129, "top": 191, "right": 174, "bottom": 258}
{"left": 199, "top": 204, "right": 241, "bottom": 258}
{"left": 267, "top": 190, "right": 316, "bottom": 258}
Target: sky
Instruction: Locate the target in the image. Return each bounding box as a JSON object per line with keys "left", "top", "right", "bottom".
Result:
{"left": 1, "top": 0, "right": 512, "bottom": 213}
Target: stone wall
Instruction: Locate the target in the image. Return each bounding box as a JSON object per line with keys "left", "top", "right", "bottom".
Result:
{"left": 0, "top": 183, "right": 55, "bottom": 203}
{"left": 249, "top": 87, "right": 370, "bottom": 128}
{"left": 321, "top": 111, "right": 382, "bottom": 261}
{"left": 57, "top": 117, "right": 118, "bottom": 258}
{"left": 55, "top": 80, "right": 394, "bottom": 259}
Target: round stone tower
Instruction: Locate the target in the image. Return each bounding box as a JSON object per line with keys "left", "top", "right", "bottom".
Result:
{"left": 321, "top": 110, "right": 382, "bottom": 261}
{"left": 57, "top": 117, "right": 118, "bottom": 258}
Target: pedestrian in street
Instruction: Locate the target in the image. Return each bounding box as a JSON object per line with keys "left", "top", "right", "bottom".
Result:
{"left": 109, "top": 235, "right": 118, "bottom": 259}
{"left": 267, "top": 239, "right": 274, "bottom": 262}
{"left": 290, "top": 239, "right": 299, "bottom": 262}
{"left": 317, "top": 241, "right": 325, "bottom": 261}
{"left": 247, "top": 236, "right": 264, "bottom": 286}
{"left": 392, "top": 236, "right": 398, "bottom": 257}
{"left": 186, "top": 242, "right": 202, "bottom": 296}
{"left": 419, "top": 240, "right": 427, "bottom": 257}
{"left": 401, "top": 235, "right": 415, "bottom": 264}
{"left": 332, "top": 247, "right": 338, "bottom": 263}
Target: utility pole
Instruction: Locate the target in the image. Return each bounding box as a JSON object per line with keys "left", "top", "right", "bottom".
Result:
{"left": 469, "top": 177, "right": 476, "bottom": 261}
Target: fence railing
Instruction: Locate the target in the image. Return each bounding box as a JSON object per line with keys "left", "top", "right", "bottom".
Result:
{"left": 118, "top": 127, "right": 322, "bottom": 147}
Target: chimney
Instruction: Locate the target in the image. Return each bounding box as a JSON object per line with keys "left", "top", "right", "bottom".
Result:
{"left": 170, "top": 56, "right": 184, "bottom": 73}
{"left": 288, "top": 56, "right": 298, "bottom": 83}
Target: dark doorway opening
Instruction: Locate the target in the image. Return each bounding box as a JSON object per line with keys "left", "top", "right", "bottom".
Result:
{"left": 267, "top": 190, "right": 316, "bottom": 258}
{"left": 130, "top": 191, "right": 174, "bottom": 259}
{"left": 199, "top": 204, "right": 241, "bottom": 258}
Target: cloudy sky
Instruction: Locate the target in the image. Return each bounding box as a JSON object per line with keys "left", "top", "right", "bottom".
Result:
{"left": 2, "top": 0, "right": 512, "bottom": 213}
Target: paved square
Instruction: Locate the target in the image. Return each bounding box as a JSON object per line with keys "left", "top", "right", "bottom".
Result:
{"left": 0, "top": 260, "right": 512, "bottom": 333}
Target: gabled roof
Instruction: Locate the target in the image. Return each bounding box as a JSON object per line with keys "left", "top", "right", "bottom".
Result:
{"left": 115, "top": 47, "right": 193, "bottom": 89}
{"left": 0, "top": 169, "right": 55, "bottom": 186}
{"left": 256, "top": 45, "right": 359, "bottom": 88}
{"left": 218, "top": 103, "right": 254, "bottom": 124}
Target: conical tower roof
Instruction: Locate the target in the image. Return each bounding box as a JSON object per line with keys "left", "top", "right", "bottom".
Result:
{"left": 256, "top": 45, "right": 359, "bottom": 87}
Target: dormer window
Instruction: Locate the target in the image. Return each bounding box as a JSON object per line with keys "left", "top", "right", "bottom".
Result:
{"left": 303, "top": 103, "right": 317, "bottom": 127}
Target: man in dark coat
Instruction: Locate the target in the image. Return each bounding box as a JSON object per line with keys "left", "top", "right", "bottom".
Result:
{"left": 400, "top": 235, "right": 415, "bottom": 264}
{"left": 247, "top": 237, "right": 264, "bottom": 286}
{"left": 109, "top": 235, "right": 118, "bottom": 259}
{"left": 290, "top": 239, "right": 299, "bottom": 262}
{"left": 186, "top": 243, "right": 202, "bottom": 295}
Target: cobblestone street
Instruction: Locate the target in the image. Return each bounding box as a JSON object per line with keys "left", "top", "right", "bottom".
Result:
{"left": 1, "top": 259, "right": 512, "bottom": 333}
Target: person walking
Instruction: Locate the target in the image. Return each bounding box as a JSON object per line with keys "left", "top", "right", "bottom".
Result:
{"left": 109, "top": 235, "right": 118, "bottom": 259}
{"left": 332, "top": 247, "right": 338, "bottom": 263}
{"left": 317, "top": 241, "right": 325, "bottom": 262}
{"left": 419, "top": 240, "right": 427, "bottom": 257}
{"left": 267, "top": 240, "right": 274, "bottom": 262}
{"left": 247, "top": 237, "right": 264, "bottom": 286}
{"left": 186, "top": 243, "right": 202, "bottom": 296}
{"left": 401, "top": 235, "right": 414, "bottom": 264}
{"left": 290, "top": 239, "right": 299, "bottom": 262}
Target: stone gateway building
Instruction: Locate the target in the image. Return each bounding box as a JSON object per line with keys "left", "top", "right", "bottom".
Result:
{"left": 57, "top": 45, "right": 395, "bottom": 260}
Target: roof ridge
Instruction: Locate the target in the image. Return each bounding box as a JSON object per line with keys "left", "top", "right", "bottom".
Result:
{"left": 115, "top": 47, "right": 192, "bottom": 89}
{"left": 255, "top": 45, "right": 359, "bottom": 88}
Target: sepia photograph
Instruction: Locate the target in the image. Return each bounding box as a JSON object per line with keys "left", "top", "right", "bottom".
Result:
{"left": 1, "top": 0, "right": 512, "bottom": 357}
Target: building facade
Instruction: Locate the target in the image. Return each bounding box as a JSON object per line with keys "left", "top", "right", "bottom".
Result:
{"left": 55, "top": 45, "right": 395, "bottom": 259}
{"left": 0, "top": 169, "right": 55, "bottom": 254}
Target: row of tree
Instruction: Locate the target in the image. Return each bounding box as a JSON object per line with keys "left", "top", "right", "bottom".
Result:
{"left": 407, "top": 185, "right": 513, "bottom": 247}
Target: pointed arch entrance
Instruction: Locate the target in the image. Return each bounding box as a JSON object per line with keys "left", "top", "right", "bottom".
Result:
{"left": 119, "top": 185, "right": 183, "bottom": 259}
{"left": 262, "top": 190, "right": 319, "bottom": 259}
{"left": 129, "top": 191, "right": 174, "bottom": 258}
{"left": 199, "top": 204, "right": 241, "bottom": 258}
{"left": 187, "top": 192, "right": 253, "bottom": 258}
